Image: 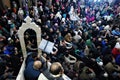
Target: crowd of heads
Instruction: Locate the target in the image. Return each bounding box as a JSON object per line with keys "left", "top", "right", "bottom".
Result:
{"left": 0, "top": 0, "right": 120, "bottom": 80}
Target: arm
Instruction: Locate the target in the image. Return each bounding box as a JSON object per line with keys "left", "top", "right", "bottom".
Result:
{"left": 51, "top": 46, "right": 58, "bottom": 55}
{"left": 64, "top": 54, "right": 77, "bottom": 64}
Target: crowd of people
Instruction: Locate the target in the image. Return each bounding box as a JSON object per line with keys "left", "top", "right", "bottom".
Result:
{"left": 0, "top": 0, "right": 120, "bottom": 80}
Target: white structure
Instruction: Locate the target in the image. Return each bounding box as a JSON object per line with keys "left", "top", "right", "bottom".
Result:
{"left": 16, "top": 16, "right": 71, "bottom": 80}
{"left": 16, "top": 16, "right": 41, "bottom": 80}
{"left": 17, "top": 16, "right": 41, "bottom": 58}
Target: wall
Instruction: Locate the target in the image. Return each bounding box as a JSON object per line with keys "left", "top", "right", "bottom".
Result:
{"left": 2, "top": 0, "right": 11, "bottom": 8}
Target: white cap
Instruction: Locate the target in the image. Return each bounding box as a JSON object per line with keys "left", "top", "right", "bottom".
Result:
{"left": 4, "top": 15, "right": 7, "bottom": 18}
{"left": 115, "top": 42, "right": 120, "bottom": 49}
{"left": 104, "top": 25, "right": 110, "bottom": 30}
{"left": 103, "top": 72, "right": 108, "bottom": 77}
{"left": 54, "top": 23, "right": 58, "bottom": 26}
{"left": 97, "top": 61, "right": 103, "bottom": 66}
{"left": 55, "top": 12, "right": 62, "bottom": 19}
{"left": 8, "top": 37, "right": 11, "bottom": 41}
{"left": 106, "top": 16, "right": 111, "bottom": 21}
{"left": 92, "top": 23, "right": 97, "bottom": 27}
{"left": 96, "top": 26, "right": 99, "bottom": 30}
{"left": 98, "top": 21, "right": 101, "bottom": 24}
{"left": 83, "top": 17, "right": 86, "bottom": 21}
{"left": 8, "top": 20, "right": 12, "bottom": 24}
{"left": 62, "top": 18, "right": 65, "bottom": 22}
{"left": 98, "top": 38, "right": 102, "bottom": 41}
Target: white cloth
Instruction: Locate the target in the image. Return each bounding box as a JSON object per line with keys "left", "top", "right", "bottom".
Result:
{"left": 55, "top": 12, "right": 62, "bottom": 19}
{"left": 69, "top": 6, "right": 80, "bottom": 21}
{"left": 73, "top": 35, "right": 81, "bottom": 43}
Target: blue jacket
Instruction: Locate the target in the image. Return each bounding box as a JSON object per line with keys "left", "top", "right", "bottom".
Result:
{"left": 116, "top": 55, "right": 120, "bottom": 65}
{"left": 112, "top": 30, "right": 120, "bottom": 36}
{"left": 24, "top": 61, "right": 41, "bottom": 80}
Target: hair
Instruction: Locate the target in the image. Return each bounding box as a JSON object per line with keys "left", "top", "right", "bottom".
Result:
{"left": 50, "top": 62, "right": 63, "bottom": 75}
{"left": 31, "top": 52, "right": 38, "bottom": 59}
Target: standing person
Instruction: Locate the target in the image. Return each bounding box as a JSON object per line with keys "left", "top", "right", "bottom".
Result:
{"left": 112, "top": 42, "right": 120, "bottom": 58}
{"left": 18, "top": 8, "right": 24, "bottom": 22}
{"left": 24, "top": 60, "right": 42, "bottom": 80}
{"left": 12, "top": 1, "right": 17, "bottom": 14}
{"left": 78, "top": 62, "right": 96, "bottom": 80}
{"left": 42, "top": 62, "right": 64, "bottom": 80}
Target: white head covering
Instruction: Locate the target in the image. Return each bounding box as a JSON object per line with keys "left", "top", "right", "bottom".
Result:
{"left": 97, "top": 61, "right": 103, "bottom": 66}
{"left": 61, "top": 18, "right": 65, "bottom": 22}
{"left": 54, "top": 23, "right": 58, "bottom": 26}
{"left": 8, "top": 37, "right": 11, "bottom": 41}
{"left": 98, "top": 21, "right": 101, "bottom": 24}
{"left": 104, "top": 25, "right": 110, "bottom": 30}
{"left": 103, "top": 72, "right": 108, "bottom": 77}
{"left": 55, "top": 12, "right": 62, "bottom": 19}
{"left": 115, "top": 42, "right": 120, "bottom": 49}
{"left": 92, "top": 23, "right": 97, "bottom": 27}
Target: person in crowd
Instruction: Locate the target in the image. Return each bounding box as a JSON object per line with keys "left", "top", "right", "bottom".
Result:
{"left": 64, "top": 33, "right": 73, "bottom": 43}
{"left": 9, "top": 47, "right": 22, "bottom": 76}
{"left": 42, "top": 62, "right": 64, "bottom": 80}
{"left": 64, "top": 53, "right": 77, "bottom": 64}
{"left": 26, "top": 40, "right": 38, "bottom": 52}
{"left": 25, "top": 52, "right": 39, "bottom": 66}
{"left": 18, "top": 8, "right": 24, "bottom": 22}
{"left": 0, "top": 0, "right": 120, "bottom": 80}
{"left": 78, "top": 62, "right": 96, "bottom": 80}
{"left": 49, "top": 62, "right": 64, "bottom": 80}
{"left": 24, "top": 60, "right": 42, "bottom": 80}
{"left": 115, "top": 54, "right": 120, "bottom": 65}
{"left": 112, "top": 27, "right": 120, "bottom": 36}
{"left": 104, "top": 54, "right": 120, "bottom": 80}
{"left": 112, "top": 42, "right": 120, "bottom": 58}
